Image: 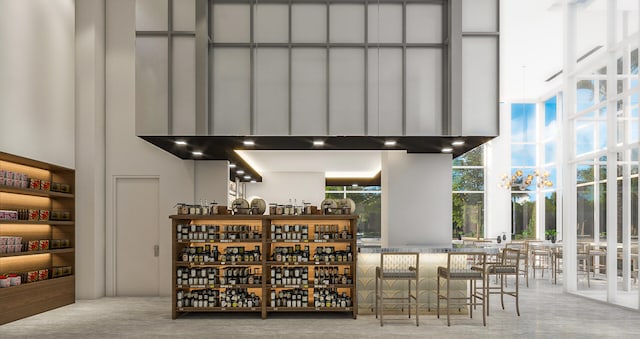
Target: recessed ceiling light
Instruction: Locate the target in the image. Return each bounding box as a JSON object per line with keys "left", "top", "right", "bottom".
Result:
{"left": 236, "top": 170, "right": 245, "bottom": 175}
{"left": 352, "top": 183, "right": 358, "bottom": 187}
{"left": 243, "top": 140, "right": 255, "bottom": 146}
{"left": 250, "top": 180, "right": 257, "bottom": 183}
{"left": 175, "top": 140, "right": 187, "bottom": 146}
{"left": 452, "top": 140, "right": 465, "bottom": 146}
{"left": 384, "top": 140, "right": 397, "bottom": 146}
{"left": 313, "top": 140, "right": 324, "bottom": 146}
{"left": 192, "top": 151, "right": 203, "bottom": 156}
{"left": 229, "top": 163, "right": 236, "bottom": 168}
{"left": 441, "top": 147, "right": 453, "bottom": 153}
{"left": 244, "top": 175, "right": 251, "bottom": 180}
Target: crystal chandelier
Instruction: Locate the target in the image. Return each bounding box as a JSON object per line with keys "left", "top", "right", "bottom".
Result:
{"left": 499, "top": 169, "right": 553, "bottom": 190}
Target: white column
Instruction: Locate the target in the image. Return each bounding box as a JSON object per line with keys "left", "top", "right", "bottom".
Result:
{"left": 621, "top": 10, "right": 631, "bottom": 292}
{"left": 536, "top": 102, "right": 545, "bottom": 240}
{"left": 381, "top": 151, "right": 452, "bottom": 247}
{"left": 556, "top": 94, "right": 564, "bottom": 242}
{"left": 485, "top": 104, "right": 511, "bottom": 240}
{"left": 562, "top": 0, "right": 578, "bottom": 293}
{"left": 76, "top": 0, "right": 107, "bottom": 299}
{"left": 605, "top": 0, "right": 618, "bottom": 303}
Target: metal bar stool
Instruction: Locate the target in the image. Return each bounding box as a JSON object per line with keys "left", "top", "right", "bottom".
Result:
{"left": 437, "top": 252, "right": 487, "bottom": 326}
{"left": 375, "top": 252, "right": 419, "bottom": 327}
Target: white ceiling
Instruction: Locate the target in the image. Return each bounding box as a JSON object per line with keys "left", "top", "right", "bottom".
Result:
{"left": 236, "top": 150, "right": 383, "bottom": 178}
{"left": 501, "top": 0, "right": 639, "bottom": 101}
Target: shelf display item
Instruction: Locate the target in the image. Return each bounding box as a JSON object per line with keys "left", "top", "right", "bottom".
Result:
{"left": 250, "top": 198, "right": 266, "bottom": 215}
{"left": 231, "top": 198, "right": 250, "bottom": 215}
{"left": 321, "top": 199, "right": 338, "bottom": 215}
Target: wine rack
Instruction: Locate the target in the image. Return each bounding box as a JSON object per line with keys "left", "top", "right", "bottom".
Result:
{"left": 171, "top": 214, "right": 357, "bottom": 319}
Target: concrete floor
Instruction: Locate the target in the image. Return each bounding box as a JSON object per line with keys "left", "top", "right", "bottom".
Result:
{"left": 2, "top": 278, "right": 639, "bottom": 338}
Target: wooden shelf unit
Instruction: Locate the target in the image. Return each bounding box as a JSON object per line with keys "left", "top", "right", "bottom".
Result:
{"left": 171, "top": 214, "right": 357, "bottom": 320}
{"left": 0, "top": 152, "right": 75, "bottom": 325}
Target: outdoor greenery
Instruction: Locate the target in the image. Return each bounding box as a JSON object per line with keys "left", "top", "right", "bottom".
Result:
{"left": 452, "top": 146, "right": 484, "bottom": 238}
{"left": 326, "top": 186, "right": 381, "bottom": 238}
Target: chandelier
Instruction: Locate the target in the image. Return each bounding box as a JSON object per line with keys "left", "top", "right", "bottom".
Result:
{"left": 499, "top": 169, "right": 553, "bottom": 190}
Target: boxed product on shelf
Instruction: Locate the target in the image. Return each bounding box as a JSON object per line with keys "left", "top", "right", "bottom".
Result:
{"left": 8, "top": 274, "right": 21, "bottom": 286}
{"left": 51, "top": 182, "right": 71, "bottom": 193}
{"left": 50, "top": 210, "right": 71, "bottom": 221}
{"left": 0, "top": 236, "right": 22, "bottom": 246}
{"left": 0, "top": 210, "right": 18, "bottom": 220}
{"left": 29, "top": 178, "right": 41, "bottom": 190}
{"left": 26, "top": 270, "right": 38, "bottom": 283}
{"left": 38, "top": 269, "right": 49, "bottom": 281}
{"left": 0, "top": 275, "right": 9, "bottom": 288}
{"left": 40, "top": 180, "right": 51, "bottom": 191}
{"left": 39, "top": 239, "right": 49, "bottom": 251}
{"left": 0, "top": 236, "right": 22, "bottom": 254}
{"left": 51, "top": 266, "right": 73, "bottom": 278}
{"left": 28, "top": 209, "right": 39, "bottom": 221}
{"left": 0, "top": 236, "right": 23, "bottom": 253}
{"left": 39, "top": 209, "right": 49, "bottom": 221}
{"left": 49, "top": 239, "right": 71, "bottom": 248}
{"left": 1, "top": 171, "right": 27, "bottom": 185}
{"left": 28, "top": 240, "right": 39, "bottom": 251}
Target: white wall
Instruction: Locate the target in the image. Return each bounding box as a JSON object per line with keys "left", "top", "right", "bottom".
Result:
{"left": 381, "top": 151, "right": 452, "bottom": 247}
{"left": 195, "top": 161, "right": 229, "bottom": 206}
{"left": 0, "top": 0, "right": 75, "bottom": 168}
{"left": 103, "top": 0, "right": 194, "bottom": 297}
{"left": 244, "top": 172, "right": 325, "bottom": 209}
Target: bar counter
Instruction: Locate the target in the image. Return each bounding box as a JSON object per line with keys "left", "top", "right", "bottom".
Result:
{"left": 356, "top": 246, "right": 500, "bottom": 314}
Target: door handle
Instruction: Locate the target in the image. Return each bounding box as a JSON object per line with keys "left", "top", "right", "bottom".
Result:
{"left": 154, "top": 245, "right": 159, "bottom": 257}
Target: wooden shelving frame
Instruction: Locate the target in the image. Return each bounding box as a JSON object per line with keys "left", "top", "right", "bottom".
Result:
{"left": 171, "top": 214, "right": 357, "bottom": 320}
{"left": 0, "top": 151, "right": 75, "bottom": 325}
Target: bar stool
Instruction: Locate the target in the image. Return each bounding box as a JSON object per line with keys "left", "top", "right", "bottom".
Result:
{"left": 474, "top": 248, "right": 521, "bottom": 316}
{"left": 588, "top": 244, "right": 607, "bottom": 278}
{"left": 505, "top": 242, "right": 528, "bottom": 287}
{"left": 529, "top": 241, "right": 552, "bottom": 280}
{"left": 437, "top": 252, "right": 486, "bottom": 326}
{"left": 552, "top": 244, "right": 562, "bottom": 285}
{"left": 553, "top": 243, "right": 591, "bottom": 286}
{"left": 375, "top": 252, "right": 419, "bottom": 327}
{"left": 577, "top": 243, "right": 592, "bottom": 287}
